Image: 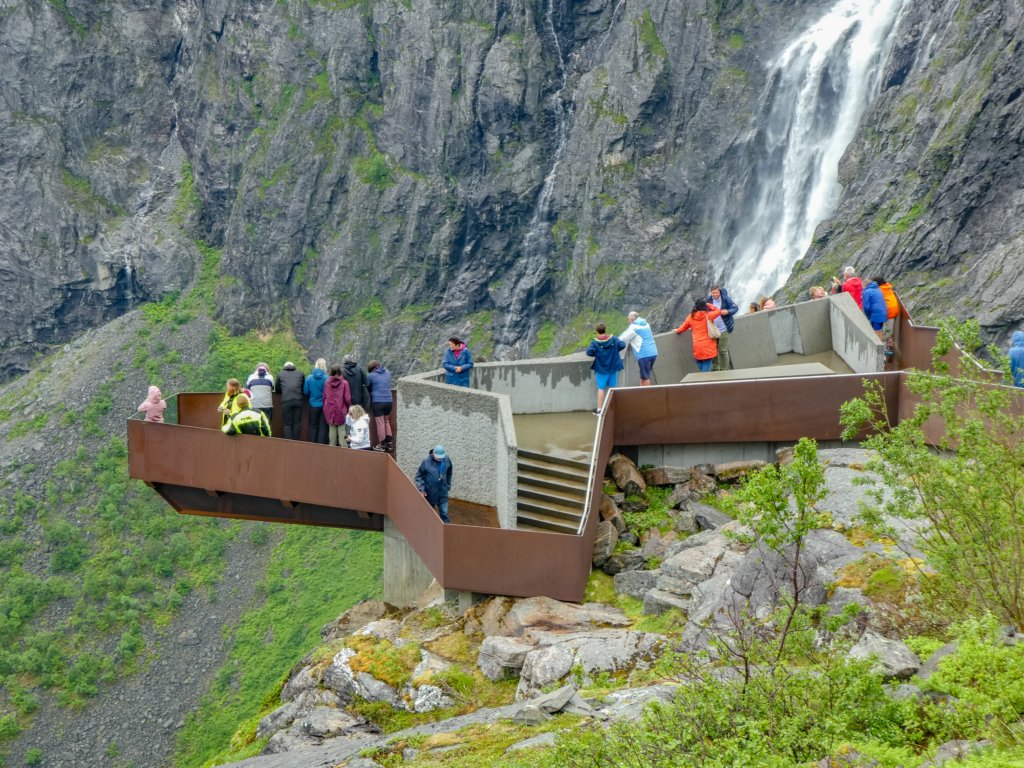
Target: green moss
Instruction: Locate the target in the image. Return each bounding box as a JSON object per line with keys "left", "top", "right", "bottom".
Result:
{"left": 302, "top": 71, "right": 332, "bottom": 111}
{"left": 551, "top": 218, "right": 579, "bottom": 246}
{"left": 637, "top": 10, "right": 667, "bottom": 59}
{"left": 727, "top": 31, "right": 745, "bottom": 49}
{"left": 354, "top": 152, "right": 396, "bottom": 189}
{"left": 530, "top": 321, "right": 558, "bottom": 357}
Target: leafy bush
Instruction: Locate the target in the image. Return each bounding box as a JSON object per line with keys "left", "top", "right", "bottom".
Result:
{"left": 840, "top": 319, "right": 1024, "bottom": 628}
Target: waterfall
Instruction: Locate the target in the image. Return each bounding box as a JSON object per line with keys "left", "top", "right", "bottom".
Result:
{"left": 716, "top": 0, "right": 908, "bottom": 303}
{"left": 497, "top": 0, "right": 573, "bottom": 356}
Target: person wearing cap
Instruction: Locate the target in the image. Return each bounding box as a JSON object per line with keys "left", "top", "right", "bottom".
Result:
{"left": 618, "top": 311, "right": 659, "bottom": 386}
{"left": 221, "top": 394, "right": 272, "bottom": 437}
{"left": 415, "top": 445, "right": 453, "bottom": 524}
{"left": 246, "top": 363, "right": 275, "bottom": 422}
{"left": 442, "top": 336, "right": 474, "bottom": 387}
{"left": 275, "top": 361, "right": 305, "bottom": 440}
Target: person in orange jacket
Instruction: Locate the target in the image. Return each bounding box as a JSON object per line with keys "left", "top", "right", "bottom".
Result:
{"left": 674, "top": 299, "right": 723, "bottom": 372}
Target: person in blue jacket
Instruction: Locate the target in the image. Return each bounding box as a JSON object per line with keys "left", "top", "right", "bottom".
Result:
{"left": 861, "top": 278, "right": 889, "bottom": 341}
{"left": 303, "top": 358, "right": 329, "bottom": 444}
{"left": 1009, "top": 330, "right": 1024, "bottom": 388}
{"left": 619, "top": 311, "right": 659, "bottom": 385}
{"left": 585, "top": 323, "right": 627, "bottom": 415}
{"left": 367, "top": 360, "right": 394, "bottom": 451}
{"left": 706, "top": 286, "right": 739, "bottom": 371}
{"left": 415, "top": 445, "right": 453, "bottom": 523}
{"left": 442, "top": 336, "right": 474, "bottom": 387}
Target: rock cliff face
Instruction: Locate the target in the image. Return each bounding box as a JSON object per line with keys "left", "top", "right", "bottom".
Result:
{"left": 1, "top": 0, "right": 1021, "bottom": 381}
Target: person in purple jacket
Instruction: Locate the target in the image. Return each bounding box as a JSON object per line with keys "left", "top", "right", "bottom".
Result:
{"left": 367, "top": 360, "right": 394, "bottom": 452}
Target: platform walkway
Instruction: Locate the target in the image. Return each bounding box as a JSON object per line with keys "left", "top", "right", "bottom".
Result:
{"left": 128, "top": 298, "right": 998, "bottom": 603}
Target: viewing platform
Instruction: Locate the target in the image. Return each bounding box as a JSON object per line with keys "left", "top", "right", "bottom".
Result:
{"left": 129, "top": 293, "right": 981, "bottom": 605}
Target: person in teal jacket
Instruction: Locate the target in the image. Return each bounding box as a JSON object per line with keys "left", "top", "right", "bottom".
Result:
{"left": 303, "top": 358, "right": 329, "bottom": 444}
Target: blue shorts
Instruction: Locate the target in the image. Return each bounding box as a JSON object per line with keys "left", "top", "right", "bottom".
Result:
{"left": 871, "top": 320, "right": 885, "bottom": 331}
{"left": 594, "top": 371, "right": 618, "bottom": 390}
{"left": 637, "top": 356, "right": 657, "bottom": 380}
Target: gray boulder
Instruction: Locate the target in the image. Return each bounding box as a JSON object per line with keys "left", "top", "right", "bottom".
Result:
{"left": 515, "top": 630, "right": 667, "bottom": 698}
{"left": 848, "top": 631, "right": 921, "bottom": 680}
{"left": 601, "top": 549, "right": 646, "bottom": 575}
{"left": 477, "top": 636, "right": 534, "bottom": 682}
{"left": 614, "top": 570, "right": 659, "bottom": 600}
{"left": 592, "top": 520, "right": 619, "bottom": 567}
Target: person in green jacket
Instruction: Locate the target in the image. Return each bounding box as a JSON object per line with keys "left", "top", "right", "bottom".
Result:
{"left": 221, "top": 394, "right": 272, "bottom": 437}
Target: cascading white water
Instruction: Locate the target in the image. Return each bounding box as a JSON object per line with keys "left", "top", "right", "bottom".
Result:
{"left": 497, "top": 0, "right": 572, "bottom": 356}
{"left": 718, "top": 0, "right": 908, "bottom": 303}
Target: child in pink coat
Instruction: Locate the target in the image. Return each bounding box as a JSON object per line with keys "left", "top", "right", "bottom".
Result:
{"left": 138, "top": 386, "right": 168, "bottom": 423}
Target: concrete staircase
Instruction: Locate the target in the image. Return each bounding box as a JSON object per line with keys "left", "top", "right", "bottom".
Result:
{"left": 516, "top": 449, "right": 590, "bottom": 534}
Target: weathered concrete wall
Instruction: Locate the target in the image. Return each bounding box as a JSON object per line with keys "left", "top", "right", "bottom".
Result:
{"left": 382, "top": 517, "right": 435, "bottom": 607}
{"left": 829, "top": 292, "right": 885, "bottom": 373}
{"left": 397, "top": 375, "right": 517, "bottom": 529}
{"left": 637, "top": 439, "right": 852, "bottom": 467}
{"left": 622, "top": 330, "right": 699, "bottom": 386}
{"left": 471, "top": 356, "right": 596, "bottom": 413}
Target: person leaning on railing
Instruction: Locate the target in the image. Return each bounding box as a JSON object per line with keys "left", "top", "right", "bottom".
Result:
{"left": 221, "top": 394, "right": 272, "bottom": 437}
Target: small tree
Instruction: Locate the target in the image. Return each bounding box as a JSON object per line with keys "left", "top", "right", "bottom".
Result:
{"left": 726, "top": 436, "right": 830, "bottom": 662}
{"left": 840, "top": 319, "right": 1024, "bottom": 629}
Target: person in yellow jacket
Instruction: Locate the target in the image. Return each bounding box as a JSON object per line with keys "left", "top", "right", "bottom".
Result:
{"left": 221, "top": 394, "right": 272, "bottom": 436}
{"left": 217, "top": 378, "right": 244, "bottom": 426}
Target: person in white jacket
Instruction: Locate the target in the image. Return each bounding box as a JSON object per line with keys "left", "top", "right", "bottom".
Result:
{"left": 619, "top": 311, "right": 659, "bottom": 386}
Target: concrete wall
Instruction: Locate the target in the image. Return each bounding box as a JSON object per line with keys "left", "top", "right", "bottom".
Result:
{"left": 829, "top": 292, "right": 885, "bottom": 373}
{"left": 397, "top": 375, "right": 518, "bottom": 529}
{"left": 471, "top": 356, "right": 596, "bottom": 413}
{"left": 637, "top": 439, "right": 852, "bottom": 467}
{"left": 622, "top": 296, "right": 881, "bottom": 383}
{"left": 382, "top": 517, "right": 435, "bottom": 607}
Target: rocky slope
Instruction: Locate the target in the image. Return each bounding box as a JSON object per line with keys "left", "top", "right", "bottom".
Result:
{"left": 4, "top": 0, "right": 1019, "bottom": 384}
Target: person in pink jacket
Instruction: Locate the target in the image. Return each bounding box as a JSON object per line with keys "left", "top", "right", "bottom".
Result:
{"left": 138, "top": 386, "right": 167, "bottom": 423}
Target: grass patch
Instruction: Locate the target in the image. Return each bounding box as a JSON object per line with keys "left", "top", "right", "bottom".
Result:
{"left": 174, "top": 527, "right": 382, "bottom": 768}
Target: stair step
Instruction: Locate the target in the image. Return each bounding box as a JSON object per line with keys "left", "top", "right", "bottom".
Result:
{"left": 516, "top": 458, "right": 590, "bottom": 484}
{"left": 516, "top": 469, "right": 589, "bottom": 495}
{"left": 516, "top": 498, "right": 584, "bottom": 522}
{"left": 518, "top": 485, "right": 586, "bottom": 507}
{"left": 515, "top": 510, "right": 580, "bottom": 534}
{"left": 517, "top": 448, "right": 591, "bottom": 472}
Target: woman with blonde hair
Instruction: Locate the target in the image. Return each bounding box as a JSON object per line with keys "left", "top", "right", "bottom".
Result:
{"left": 345, "top": 404, "right": 371, "bottom": 450}
{"left": 217, "top": 378, "right": 242, "bottom": 426}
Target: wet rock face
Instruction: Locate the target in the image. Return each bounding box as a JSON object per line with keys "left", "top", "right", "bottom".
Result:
{"left": 0, "top": 0, "right": 825, "bottom": 377}
{"left": 4, "top": 0, "right": 1022, "bottom": 380}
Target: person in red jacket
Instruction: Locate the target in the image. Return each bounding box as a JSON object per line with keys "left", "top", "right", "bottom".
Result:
{"left": 830, "top": 266, "right": 864, "bottom": 308}
{"left": 674, "top": 299, "right": 723, "bottom": 372}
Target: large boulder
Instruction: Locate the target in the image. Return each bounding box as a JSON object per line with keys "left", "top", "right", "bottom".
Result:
{"left": 614, "top": 570, "right": 659, "bottom": 600}
{"left": 608, "top": 453, "right": 646, "bottom": 497}
{"left": 515, "top": 630, "right": 667, "bottom": 698}
{"left": 642, "top": 466, "right": 692, "bottom": 486}
{"left": 495, "top": 596, "right": 631, "bottom": 639}
{"left": 848, "top": 631, "right": 921, "bottom": 680}
{"left": 477, "top": 636, "right": 534, "bottom": 681}
{"left": 592, "top": 520, "right": 619, "bottom": 567}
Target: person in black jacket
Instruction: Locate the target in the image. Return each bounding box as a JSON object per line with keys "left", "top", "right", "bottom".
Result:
{"left": 341, "top": 355, "right": 371, "bottom": 411}
{"left": 275, "top": 361, "right": 305, "bottom": 440}
{"left": 415, "top": 445, "right": 453, "bottom": 524}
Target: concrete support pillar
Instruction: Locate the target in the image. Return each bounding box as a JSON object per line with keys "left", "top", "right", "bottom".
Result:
{"left": 443, "top": 589, "right": 485, "bottom": 613}
{"left": 382, "top": 517, "right": 435, "bottom": 607}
